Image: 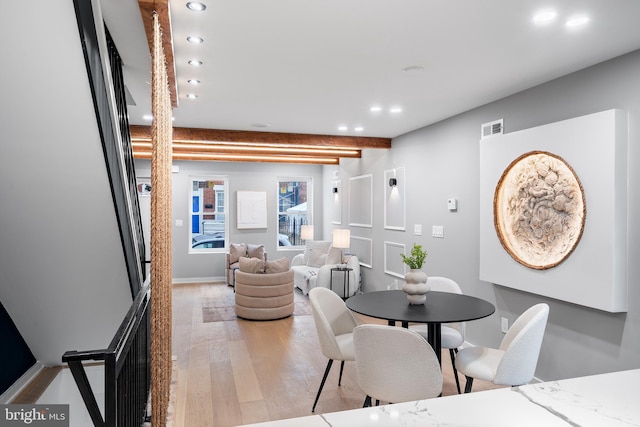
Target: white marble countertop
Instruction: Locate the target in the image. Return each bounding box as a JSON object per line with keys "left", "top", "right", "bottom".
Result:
{"left": 239, "top": 369, "right": 640, "bottom": 427}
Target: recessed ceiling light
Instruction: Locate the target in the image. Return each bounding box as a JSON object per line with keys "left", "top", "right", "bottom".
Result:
{"left": 187, "top": 79, "right": 200, "bottom": 85}
{"left": 532, "top": 9, "right": 557, "bottom": 25}
{"left": 187, "top": 36, "right": 204, "bottom": 44}
{"left": 251, "top": 123, "right": 271, "bottom": 128}
{"left": 186, "top": 2, "right": 206, "bottom": 12}
{"left": 338, "top": 125, "right": 348, "bottom": 131}
{"left": 369, "top": 106, "right": 382, "bottom": 112}
{"left": 186, "top": 94, "right": 198, "bottom": 99}
{"left": 188, "top": 59, "right": 203, "bottom": 66}
{"left": 565, "top": 15, "right": 590, "bottom": 28}
{"left": 389, "top": 107, "right": 403, "bottom": 113}
{"left": 402, "top": 65, "right": 424, "bottom": 73}
{"left": 354, "top": 126, "right": 364, "bottom": 132}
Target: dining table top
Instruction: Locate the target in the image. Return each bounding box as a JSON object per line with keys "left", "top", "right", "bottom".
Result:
{"left": 346, "top": 289, "right": 496, "bottom": 325}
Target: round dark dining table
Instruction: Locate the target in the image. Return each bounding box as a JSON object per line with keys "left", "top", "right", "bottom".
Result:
{"left": 346, "top": 290, "right": 495, "bottom": 364}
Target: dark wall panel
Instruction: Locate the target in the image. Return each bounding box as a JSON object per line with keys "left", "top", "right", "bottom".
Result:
{"left": 0, "top": 300, "right": 36, "bottom": 395}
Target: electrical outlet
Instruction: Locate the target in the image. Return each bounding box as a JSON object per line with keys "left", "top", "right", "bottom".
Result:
{"left": 501, "top": 317, "right": 509, "bottom": 333}
{"left": 432, "top": 225, "right": 444, "bottom": 238}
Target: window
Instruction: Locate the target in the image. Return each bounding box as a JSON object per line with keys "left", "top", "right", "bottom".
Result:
{"left": 190, "top": 176, "right": 228, "bottom": 252}
{"left": 277, "top": 178, "right": 311, "bottom": 248}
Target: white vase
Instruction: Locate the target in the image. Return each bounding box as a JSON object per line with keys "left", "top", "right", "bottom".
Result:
{"left": 402, "top": 269, "right": 430, "bottom": 305}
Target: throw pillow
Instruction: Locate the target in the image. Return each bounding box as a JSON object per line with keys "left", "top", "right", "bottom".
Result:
{"left": 239, "top": 257, "right": 265, "bottom": 274}
{"left": 304, "top": 240, "right": 331, "bottom": 264}
{"left": 265, "top": 257, "right": 291, "bottom": 274}
{"left": 247, "top": 243, "right": 265, "bottom": 261}
{"left": 229, "top": 243, "right": 247, "bottom": 264}
{"left": 307, "top": 247, "right": 328, "bottom": 268}
{"left": 326, "top": 246, "right": 343, "bottom": 265}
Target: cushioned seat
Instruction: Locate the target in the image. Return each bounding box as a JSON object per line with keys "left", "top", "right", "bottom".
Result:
{"left": 354, "top": 324, "right": 442, "bottom": 407}
{"left": 290, "top": 240, "right": 360, "bottom": 298}
{"left": 455, "top": 303, "right": 549, "bottom": 393}
{"left": 309, "top": 287, "right": 357, "bottom": 412}
{"left": 226, "top": 243, "right": 266, "bottom": 287}
{"left": 409, "top": 276, "right": 465, "bottom": 393}
{"left": 234, "top": 257, "right": 294, "bottom": 320}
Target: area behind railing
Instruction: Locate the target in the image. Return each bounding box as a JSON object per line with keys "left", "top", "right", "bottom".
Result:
{"left": 62, "top": 284, "right": 151, "bottom": 427}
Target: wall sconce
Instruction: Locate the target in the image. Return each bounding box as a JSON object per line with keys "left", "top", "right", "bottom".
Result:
{"left": 332, "top": 187, "right": 339, "bottom": 193}
{"left": 389, "top": 178, "right": 397, "bottom": 187}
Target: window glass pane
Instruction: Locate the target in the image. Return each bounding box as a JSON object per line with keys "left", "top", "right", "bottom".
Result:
{"left": 190, "top": 177, "right": 227, "bottom": 251}
{"left": 278, "top": 179, "right": 310, "bottom": 247}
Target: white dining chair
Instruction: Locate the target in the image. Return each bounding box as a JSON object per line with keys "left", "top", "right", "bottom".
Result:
{"left": 309, "top": 287, "right": 358, "bottom": 412}
{"left": 353, "top": 324, "right": 442, "bottom": 407}
{"left": 409, "top": 276, "right": 466, "bottom": 393}
{"left": 455, "top": 303, "right": 549, "bottom": 393}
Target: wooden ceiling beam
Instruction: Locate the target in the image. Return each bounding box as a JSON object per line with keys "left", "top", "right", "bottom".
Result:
{"left": 130, "top": 125, "right": 391, "bottom": 150}
{"left": 132, "top": 150, "right": 340, "bottom": 165}
{"left": 137, "top": 0, "right": 178, "bottom": 107}
{"left": 132, "top": 144, "right": 359, "bottom": 159}
{"left": 170, "top": 144, "right": 361, "bottom": 158}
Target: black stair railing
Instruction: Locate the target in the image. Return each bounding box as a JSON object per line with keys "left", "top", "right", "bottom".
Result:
{"left": 62, "top": 283, "right": 151, "bottom": 427}
{"left": 73, "top": 0, "right": 147, "bottom": 297}
{"left": 66, "top": 2, "right": 152, "bottom": 425}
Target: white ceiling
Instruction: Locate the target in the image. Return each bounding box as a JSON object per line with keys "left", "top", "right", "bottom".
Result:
{"left": 105, "top": 0, "right": 640, "bottom": 139}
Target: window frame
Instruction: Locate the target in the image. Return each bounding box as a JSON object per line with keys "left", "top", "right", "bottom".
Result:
{"left": 188, "top": 175, "right": 229, "bottom": 254}
{"left": 277, "top": 176, "right": 312, "bottom": 250}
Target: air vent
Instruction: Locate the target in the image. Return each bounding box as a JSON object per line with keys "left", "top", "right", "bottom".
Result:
{"left": 481, "top": 119, "right": 503, "bottom": 139}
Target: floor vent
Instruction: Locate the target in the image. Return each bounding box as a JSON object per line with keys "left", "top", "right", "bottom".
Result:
{"left": 481, "top": 119, "right": 503, "bottom": 139}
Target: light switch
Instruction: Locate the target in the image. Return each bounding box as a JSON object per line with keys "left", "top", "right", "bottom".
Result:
{"left": 175, "top": 220, "right": 183, "bottom": 227}
{"left": 447, "top": 198, "right": 458, "bottom": 211}
{"left": 414, "top": 224, "right": 423, "bottom": 236}
{"left": 432, "top": 225, "right": 444, "bottom": 238}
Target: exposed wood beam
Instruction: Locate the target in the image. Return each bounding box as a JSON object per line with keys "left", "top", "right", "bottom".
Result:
{"left": 137, "top": 0, "right": 178, "bottom": 107}
{"left": 132, "top": 151, "right": 340, "bottom": 165}
{"left": 130, "top": 125, "right": 391, "bottom": 149}
{"left": 170, "top": 143, "right": 361, "bottom": 158}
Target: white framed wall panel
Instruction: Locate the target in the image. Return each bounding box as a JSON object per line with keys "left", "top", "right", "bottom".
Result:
{"left": 350, "top": 235, "right": 372, "bottom": 268}
{"left": 384, "top": 241, "right": 406, "bottom": 279}
{"left": 349, "top": 174, "right": 373, "bottom": 227}
{"left": 479, "top": 109, "right": 628, "bottom": 312}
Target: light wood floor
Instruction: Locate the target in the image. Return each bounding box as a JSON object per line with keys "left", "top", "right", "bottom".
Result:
{"left": 171, "top": 282, "right": 503, "bottom": 427}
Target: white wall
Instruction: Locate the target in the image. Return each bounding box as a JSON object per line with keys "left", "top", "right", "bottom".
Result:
{"left": 134, "top": 160, "right": 324, "bottom": 282}
{"left": 0, "top": 0, "right": 133, "bottom": 366}
{"left": 331, "top": 49, "right": 640, "bottom": 381}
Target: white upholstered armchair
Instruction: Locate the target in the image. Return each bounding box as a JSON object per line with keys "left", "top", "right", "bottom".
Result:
{"left": 290, "top": 243, "right": 360, "bottom": 298}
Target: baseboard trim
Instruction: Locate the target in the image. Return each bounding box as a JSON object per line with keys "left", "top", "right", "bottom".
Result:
{"left": 0, "top": 361, "right": 44, "bottom": 404}
{"left": 172, "top": 276, "right": 225, "bottom": 285}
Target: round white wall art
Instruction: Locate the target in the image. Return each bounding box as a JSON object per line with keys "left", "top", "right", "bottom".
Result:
{"left": 494, "top": 151, "right": 586, "bottom": 270}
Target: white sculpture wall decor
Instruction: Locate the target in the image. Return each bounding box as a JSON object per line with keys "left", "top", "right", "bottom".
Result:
{"left": 494, "top": 151, "right": 586, "bottom": 270}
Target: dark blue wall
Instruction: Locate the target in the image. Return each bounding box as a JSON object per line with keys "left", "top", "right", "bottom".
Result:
{"left": 0, "top": 300, "right": 36, "bottom": 395}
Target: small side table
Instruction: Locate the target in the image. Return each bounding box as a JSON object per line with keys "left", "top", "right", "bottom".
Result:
{"left": 330, "top": 267, "right": 353, "bottom": 300}
{"left": 230, "top": 267, "right": 239, "bottom": 292}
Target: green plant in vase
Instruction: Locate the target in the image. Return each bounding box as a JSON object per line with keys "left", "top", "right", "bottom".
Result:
{"left": 400, "top": 244, "right": 430, "bottom": 305}
{"left": 400, "top": 243, "right": 428, "bottom": 270}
